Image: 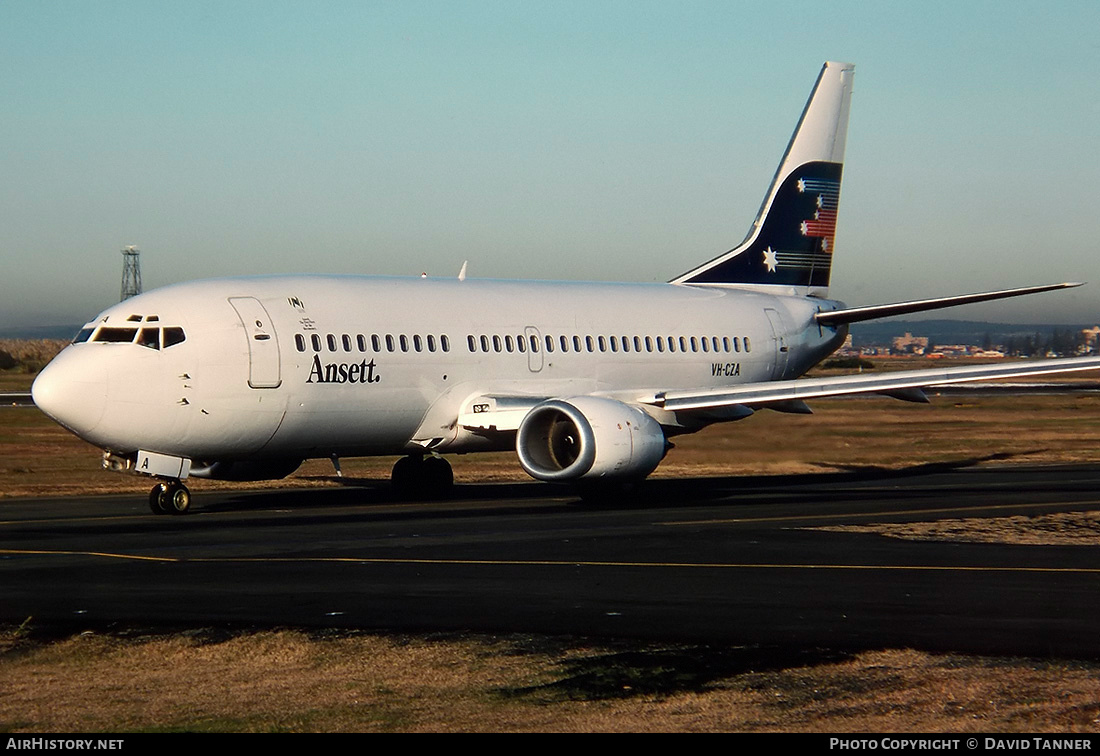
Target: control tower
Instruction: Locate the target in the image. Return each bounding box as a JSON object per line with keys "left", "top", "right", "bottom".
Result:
{"left": 120, "top": 246, "right": 142, "bottom": 301}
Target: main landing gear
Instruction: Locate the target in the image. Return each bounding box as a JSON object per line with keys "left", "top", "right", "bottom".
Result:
{"left": 391, "top": 454, "right": 454, "bottom": 499}
{"left": 149, "top": 480, "right": 192, "bottom": 515}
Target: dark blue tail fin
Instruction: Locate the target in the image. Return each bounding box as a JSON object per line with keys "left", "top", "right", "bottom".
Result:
{"left": 673, "top": 62, "right": 854, "bottom": 294}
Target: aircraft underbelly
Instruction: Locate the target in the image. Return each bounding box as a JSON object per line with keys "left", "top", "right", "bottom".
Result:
{"left": 262, "top": 387, "right": 429, "bottom": 455}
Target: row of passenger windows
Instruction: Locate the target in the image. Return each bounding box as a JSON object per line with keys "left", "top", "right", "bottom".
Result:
{"left": 467, "top": 333, "right": 750, "bottom": 355}
{"left": 295, "top": 332, "right": 452, "bottom": 354}
{"left": 295, "top": 330, "right": 750, "bottom": 356}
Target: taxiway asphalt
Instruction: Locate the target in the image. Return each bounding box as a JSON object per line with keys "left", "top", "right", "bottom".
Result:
{"left": 2, "top": 463, "right": 1098, "bottom": 657}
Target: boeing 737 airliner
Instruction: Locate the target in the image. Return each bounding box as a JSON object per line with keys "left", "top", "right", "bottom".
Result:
{"left": 31, "top": 62, "right": 1100, "bottom": 514}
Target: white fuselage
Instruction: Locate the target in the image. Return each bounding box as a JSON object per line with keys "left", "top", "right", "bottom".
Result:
{"left": 35, "top": 275, "right": 846, "bottom": 465}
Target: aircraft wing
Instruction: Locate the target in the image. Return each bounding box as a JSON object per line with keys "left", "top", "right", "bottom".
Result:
{"left": 641, "top": 356, "right": 1100, "bottom": 412}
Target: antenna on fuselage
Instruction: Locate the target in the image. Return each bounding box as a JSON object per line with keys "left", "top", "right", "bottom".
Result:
{"left": 458, "top": 260, "right": 468, "bottom": 281}
{"left": 120, "top": 246, "right": 142, "bottom": 301}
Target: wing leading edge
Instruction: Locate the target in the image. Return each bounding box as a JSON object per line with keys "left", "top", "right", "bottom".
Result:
{"left": 642, "top": 356, "right": 1100, "bottom": 412}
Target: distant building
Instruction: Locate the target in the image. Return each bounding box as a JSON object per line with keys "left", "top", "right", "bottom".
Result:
{"left": 930, "top": 344, "right": 973, "bottom": 357}
{"left": 892, "top": 332, "right": 928, "bottom": 355}
{"left": 835, "top": 333, "right": 857, "bottom": 355}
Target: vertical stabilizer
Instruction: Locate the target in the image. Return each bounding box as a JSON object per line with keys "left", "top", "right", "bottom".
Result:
{"left": 673, "top": 61, "right": 854, "bottom": 292}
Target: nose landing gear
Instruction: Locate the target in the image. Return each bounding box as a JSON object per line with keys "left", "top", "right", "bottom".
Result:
{"left": 149, "top": 480, "right": 192, "bottom": 515}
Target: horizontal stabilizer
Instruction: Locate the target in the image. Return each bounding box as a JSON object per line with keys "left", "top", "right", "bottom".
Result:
{"left": 643, "top": 355, "right": 1100, "bottom": 412}
{"left": 815, "top": 283, "right": 1083, "bottom": 327}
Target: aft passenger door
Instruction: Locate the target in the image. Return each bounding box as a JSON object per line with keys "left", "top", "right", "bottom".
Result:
{"left": 763, "top": 308, "right": 789, "bottom": 380}
{"left": 228, "top": 297, "right": 281, "bottom": 388}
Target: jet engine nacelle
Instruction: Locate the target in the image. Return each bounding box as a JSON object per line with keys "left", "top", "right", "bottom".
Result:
{"left": 189, "top": 458, "right": 303, "bottom": 481}
{"left": 516, "top": 397, "right": 667, "bottom": 482}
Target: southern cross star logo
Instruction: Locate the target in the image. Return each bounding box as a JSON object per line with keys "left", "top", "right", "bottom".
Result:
{"left": 762, "top": 247, "right": 778, "bottom": 273}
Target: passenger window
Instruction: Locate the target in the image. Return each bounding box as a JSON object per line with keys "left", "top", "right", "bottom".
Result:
{"left": 386, "top": 335, "right": 395, "bottom": 352}
{"left": 163, "top": 327, "right": 186, "bottom": 348}
{"left": 667, "top": 337, "right": 676, "bottom": 353}
{"left": 545, "top": 335, "right": 554, "bottom": 353}
{"left": 481, "top": 335, "right": 490, "bottom": 352}
{"left": 516, "top": 335, "right": 525, "bottom": 353}
{"left": 744, "top": 337, "right": 751, "bottom": 352}
{"left": 468, "top": 335, "right": 476, "bottom": 352}
{"left": 505, "top": 335, "right": 514, "bottom": 353}
{"left": 441, "top": 335, "right": 450, "bottom": 352}
{"left": 573, "top": 335, "right": 582, "bottom": 352}
{"left": 399, "top": 335, "right": 409, "bottom": 352}
{"left": 493, "top": 335, "right": 502, "bottom": 353}
{"left": 372, "top": 334, "right": 381, "bottom": 352}
{"left": 656, "top": 336, "right": 665, "bottom": 353}
{"left": 357, "top": 335, "right": 367, "bottom": 352}
{"left": 342, "top": 334, "right": 352, "bottom": 352}
{"left": 327, "top": 334, "right": 337, "bottom": 351}
{"left": 413, "top": 334, "right": 422, "bottom": 352}
{"left": 427, "top": 334, "right": 436, "bottom": 352}
{"left": 311, "top": 334, "right": 322, "bottom": 351}
{"left": 295, "top": 334, "right": 306, "bottom": 352}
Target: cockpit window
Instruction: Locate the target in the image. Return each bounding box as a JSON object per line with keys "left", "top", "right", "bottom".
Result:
{"left": 82, "top": 324, "right": 187, "bottom": 348}
{"left": 163, "top": 327, "right": 186, "bottom": 347}
{"left": 137, "top": 328, "right": 160, "bottom": 350}
{"left": 95, "top": 327, "right": 138, "bottom": 343}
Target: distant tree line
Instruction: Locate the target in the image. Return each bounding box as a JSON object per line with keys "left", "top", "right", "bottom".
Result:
{"left": 0, "top": 340, "right": 67, "bottom": 373}
{"left": 997, "top": 329, "right": 1092, "bottom": 357}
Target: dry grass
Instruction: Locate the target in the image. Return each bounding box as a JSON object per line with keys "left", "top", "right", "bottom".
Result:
{"left": 1, "top": 630, "right": 1098, "bottom": 733}
{"left": 817, "top": 511, "right": 1100, "bottom": 546}
{"left": 6, "top": 392, "right": 1100, "bottom": 498}
{"left": 4, "top": 358, "right": 1100, "bottom": 732}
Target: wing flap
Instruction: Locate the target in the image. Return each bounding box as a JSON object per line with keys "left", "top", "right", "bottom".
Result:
{"left": 643, "top": 356, "right": 1100, "bottom": 412}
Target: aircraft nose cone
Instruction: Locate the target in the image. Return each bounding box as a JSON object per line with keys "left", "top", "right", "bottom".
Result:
{"left": 32, "top": 349, "right": 107, "bottom": 436}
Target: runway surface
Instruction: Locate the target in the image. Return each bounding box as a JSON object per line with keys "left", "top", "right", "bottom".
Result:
{"left": 2, "top": 463, "right": 1099, "bottom": 658}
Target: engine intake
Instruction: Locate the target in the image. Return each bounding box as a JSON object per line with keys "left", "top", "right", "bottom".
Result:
{"left": 516, "top": 397, "right": 667, "bottom": 482}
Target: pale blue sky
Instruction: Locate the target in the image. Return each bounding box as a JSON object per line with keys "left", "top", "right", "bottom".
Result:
{"left": 2, "top": 1, "right": 1099, "bottom": 328}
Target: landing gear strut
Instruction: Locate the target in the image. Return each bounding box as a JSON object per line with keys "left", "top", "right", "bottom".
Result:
{"left": 391, "top": 454, "right": 454, "bottom": 499}
{"left": 148, "top": 480, "right": 192, "bottom": 515}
